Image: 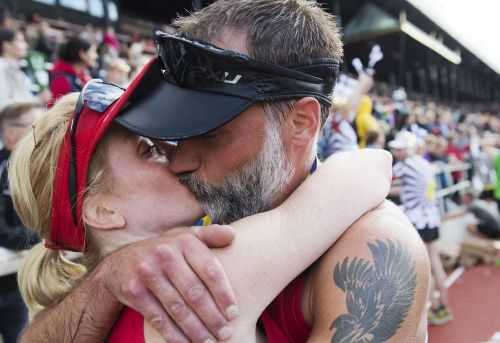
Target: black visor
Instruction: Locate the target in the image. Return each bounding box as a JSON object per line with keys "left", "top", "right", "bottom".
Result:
{"left": 115, "top": 31, "right": 340, "bottom": 140}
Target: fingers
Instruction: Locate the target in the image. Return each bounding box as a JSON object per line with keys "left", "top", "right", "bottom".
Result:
{"left": 107, "top": 230, "right": 238, "bottom": 342}
{"left": 120, "top": 278, "right": 189, "bottom": 343}
{"left": 194, "top": 225, "right": 235, "bottom": 248}
{"left": 183, "top": 235, "right": 239, "bottom": 320}
{"left": 137, "top": 260, "right": 218, "bottom": 343}
{"left": 156, "top": 241, "right": 234, "bottom": 341}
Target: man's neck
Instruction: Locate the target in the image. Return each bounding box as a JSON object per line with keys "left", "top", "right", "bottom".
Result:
{"left": 271, "top": 158, "right": 314, "bottom": 208}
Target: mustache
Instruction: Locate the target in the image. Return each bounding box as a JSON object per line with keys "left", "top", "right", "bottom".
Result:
{"left": 178, "top": 173, "right": 210, "bottom": 199}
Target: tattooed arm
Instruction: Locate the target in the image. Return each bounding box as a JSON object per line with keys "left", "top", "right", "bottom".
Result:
{"left": 306, "top": 201, "right": 430, "bottom": 343}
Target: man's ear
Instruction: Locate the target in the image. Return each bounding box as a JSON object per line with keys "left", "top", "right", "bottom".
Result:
{"left": 83, "top": 197, "right": 126, "bottom": 231}
{"left": 287, "top": 97, "right": 321, "bottom": 147}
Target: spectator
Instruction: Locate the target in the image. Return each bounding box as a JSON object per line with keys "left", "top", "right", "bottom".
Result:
{"left": 494, "top": 149, "right": 500, "bottom": 212}
{"left": 48, "top": 36, "right": 96, "bottom": 105}
{"left": 389, "top": 131, "right": 453, "bottom": 326}
{"left": 0, "top": 101, "right": 41, "bottom": 343}
{"left": 365, "top": 129, "right": 385, "bottom": 149}
{"left": 0, "top": 8, "right": 14, "bottom": 29}
{"left": 463, "top": 190, "right": 500, "bottom": 239}
{"left": 24, "top": 13, "right": 58, "bottom": 59}
{"left": 104, "top": 57, "right": 130, "bottom": 87}
{"left": 317, "top": 106, "right": 358, "bottom": 159}
{"left": 354, "top": 73, "right": 379, "bottom": 147}
{"left": 102, "top": 25, "right": 120, "bottom": 56}
{"left": 0, "top": 29, "right": 35, "bottom": 110}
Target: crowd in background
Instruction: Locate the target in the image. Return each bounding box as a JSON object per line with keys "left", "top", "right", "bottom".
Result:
{"left": 0, "top": 7, "right": 499, "bottom": 342}
{"left": 0, "top": 9, "right": 155, "bottom": 111}
{"left": 318, "top": 71, "right": 500, "bottom": 211}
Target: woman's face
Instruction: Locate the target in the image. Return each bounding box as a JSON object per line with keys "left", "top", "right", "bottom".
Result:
{"left": 96, "top": 131, "right": 203, "bottom": 243}
{"left": 80, "top": 44, "right": 98, "bottom": 68}
{"left": 3, "top": 32, "right": 28, "bottom": 59}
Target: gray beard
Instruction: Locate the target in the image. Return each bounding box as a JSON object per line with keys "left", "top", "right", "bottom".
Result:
{"left": 178, "top": 121, "right": 292, "bottom": 224}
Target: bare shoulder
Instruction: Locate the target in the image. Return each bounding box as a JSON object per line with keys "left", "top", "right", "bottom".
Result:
{"left": 306, "top": 200, "right": 430, "bottom": 343}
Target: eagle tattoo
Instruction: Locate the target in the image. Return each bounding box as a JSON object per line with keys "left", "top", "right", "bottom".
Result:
{"left": 330, "top": 239, "right": 417, "bottom": 343}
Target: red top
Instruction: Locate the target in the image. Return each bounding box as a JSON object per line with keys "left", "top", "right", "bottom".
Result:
{"left": 108, "top": 275, "right": 311, "bottom": 343}
{"left": 108, "top": 306, "right": 145, "bottom": 343}
{"left": 49, "top": 60, "right": 91, "bottom": 106}
{"left": 260, "top": 275, "right": 311, "bottom": 343}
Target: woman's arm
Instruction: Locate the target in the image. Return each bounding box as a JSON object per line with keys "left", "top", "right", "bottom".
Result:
{"left": 215, "top": 149, "right": 392, "bottom": 337}
{"left": 146, "top": 149, "right": 392, "bottom": 342}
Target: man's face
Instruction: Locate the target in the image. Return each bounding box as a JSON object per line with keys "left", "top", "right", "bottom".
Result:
{"left": 169, "top": 104, "right": 292, "bottom": 224}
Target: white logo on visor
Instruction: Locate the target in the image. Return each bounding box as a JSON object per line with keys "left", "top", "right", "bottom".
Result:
{"left": 223, "top": 72, "right": 242, "bottom": 84}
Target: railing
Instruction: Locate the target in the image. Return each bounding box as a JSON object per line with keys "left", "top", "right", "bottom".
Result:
{"left": 433, "top": 162, "right": 472, "bottom": 217}
{"left": 391, "top": 161, "right": 474, "bottom": 217}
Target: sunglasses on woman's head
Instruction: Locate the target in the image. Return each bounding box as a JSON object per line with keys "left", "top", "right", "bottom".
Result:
{"left": 68, "top": 80, "right": 125, "bottom": 224}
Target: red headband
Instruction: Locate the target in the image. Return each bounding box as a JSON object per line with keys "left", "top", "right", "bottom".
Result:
{"left": 48, "top": 58, "right": 158, "bottom": 251}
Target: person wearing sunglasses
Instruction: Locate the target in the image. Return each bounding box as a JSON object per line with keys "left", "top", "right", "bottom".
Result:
{"left": 17, "top": 1, "right": 430, "bottom": 342}
{"left": 11, "top": 74, "right": 391, "bottom": 343}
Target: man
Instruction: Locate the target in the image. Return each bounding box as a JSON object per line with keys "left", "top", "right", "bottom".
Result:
{"left": 21, "top": 1, "right": 429, "bottom": 342}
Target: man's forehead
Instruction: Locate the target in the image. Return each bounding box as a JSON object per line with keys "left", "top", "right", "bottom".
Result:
{"left": 211, "top": 28, "right": 249, "bottom": 55}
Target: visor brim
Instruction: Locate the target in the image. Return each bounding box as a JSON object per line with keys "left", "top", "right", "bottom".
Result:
{"left": 115, "top": 59, "right": 254, "bottom": 140}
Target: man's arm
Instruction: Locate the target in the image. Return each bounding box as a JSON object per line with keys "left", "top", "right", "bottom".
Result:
{"left": 307, "top": 201, "right": 431, "bottom": 343}
{"left": 21, "top": 227, "right": 239, "bottom": 343}
{"left": 21, "top": 268, "right": 122, "bottom": 343}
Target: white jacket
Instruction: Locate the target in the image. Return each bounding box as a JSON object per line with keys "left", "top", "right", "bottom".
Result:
{"left": 0, "top": 57, "right": 35, "bottom": 111}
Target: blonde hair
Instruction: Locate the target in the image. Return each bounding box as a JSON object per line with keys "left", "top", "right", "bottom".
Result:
{"left": 9, "top": 93, "right": 112, "bottom": 316}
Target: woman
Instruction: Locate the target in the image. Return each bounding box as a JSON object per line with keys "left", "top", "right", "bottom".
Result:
{"left": 49, "top": 36, "right": 97, "bottom": 106}
{"left": 0, "top": 28, "right": 40, "bottom": 110}
{"left": 9, "top": 78, "right": 391, "bottom": 341}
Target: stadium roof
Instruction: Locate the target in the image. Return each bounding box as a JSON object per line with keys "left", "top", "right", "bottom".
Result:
{"left": 406, "top": 0, "right": 500, "bottom": 75}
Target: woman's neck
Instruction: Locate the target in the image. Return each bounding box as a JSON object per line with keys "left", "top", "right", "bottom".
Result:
{"left": 72, "top": 62, "right": 86, "bottom": 73}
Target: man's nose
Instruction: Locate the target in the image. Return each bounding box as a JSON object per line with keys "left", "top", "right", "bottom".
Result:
{"left": 168, "top": 140, "right": 201, "bottom": 175}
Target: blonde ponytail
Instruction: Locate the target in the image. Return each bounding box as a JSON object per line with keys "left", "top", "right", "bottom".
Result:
{"left": 9, "top": 93, "right": 109, "bottom": 316}
{"left": 18, "top": 243, "right": 87, "bottom": 316}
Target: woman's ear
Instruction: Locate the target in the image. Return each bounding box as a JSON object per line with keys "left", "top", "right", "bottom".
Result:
{"left": 83, "top": 197, "right": 126, "bottom": 231}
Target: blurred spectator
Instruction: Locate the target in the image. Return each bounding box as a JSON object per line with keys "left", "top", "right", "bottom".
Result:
{"left": 49, "top": 36, "right": 97, "bottom": 105}
{"left": 495, "top": 151, "right": 500, "bottom": 212}
{"left": 0, "top": 101, "right": 41, "bottom": 343}
{"left": 104, "top": 57, "right": 130, "bottom": 87}
{"left": 463, "top": 190, "right": 500, "bottom": 239}
{"left": 365, "top": 129, "right": 385, "bottom": 149}
{"left": 0, "top": 28, "right": 35, "bottom": 110}
{"left": 0, "top": 8, "right": 14, "bottom": 29}
{"left": 103, "top": 25, "right": 120, "bottom": 56}
{"left": 354, "top": 73, "right": 379, "bottom": 147}
{"left": 24, "top": 13, "right": 58, "bottom": 59}
{"left": 318, "top": 110, "right": 358, "bottom": 159}
{"left": 389, "top": 131, "right": 453, "bottom": 326}
{"left": 79, "top": 24, "right": 102, "bottom": 46}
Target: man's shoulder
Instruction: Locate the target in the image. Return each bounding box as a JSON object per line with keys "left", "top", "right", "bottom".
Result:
{"left": 305, "top": 201, "right": 430, "bottom": 342}
{"left": 312, "top": 201, "right": 428, "bottom": 277}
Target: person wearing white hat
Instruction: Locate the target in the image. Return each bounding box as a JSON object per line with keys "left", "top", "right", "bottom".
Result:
{"left": 389, "top": 131, "right": 453, "bottom": 326}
